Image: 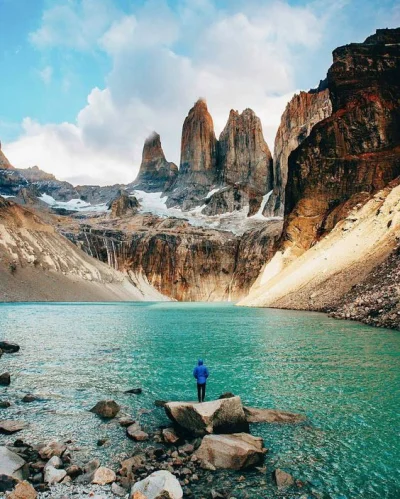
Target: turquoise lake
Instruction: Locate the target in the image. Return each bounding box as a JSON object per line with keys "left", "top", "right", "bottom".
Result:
{"left": 0, "top": 302, "right": 399, "bottom": 498}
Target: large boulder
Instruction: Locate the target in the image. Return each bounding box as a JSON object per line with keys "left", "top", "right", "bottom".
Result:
{"left": 90, "top": 400, "right": 120, "bottom": 418}
{"left": 0, "top": 447, "right": 28, "bottom": 482}
{"left": 244, "top": 407, "right": 305, "bottom": 424}
{"left": 130, "top": 470, "right": 183, "bottom": 499}
{"left": 8, "top": 480, "right": 37, "bottom": 499}
{"left": 195, "top": 433, "right": 266, "bottom": 470}
{"left": 165, "top": 396, "right": 249, "bottom": 436}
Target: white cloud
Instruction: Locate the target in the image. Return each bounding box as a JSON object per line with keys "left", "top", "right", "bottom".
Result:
{"left": 38, "top": 66, "right": 53, "bottom": 85}
{"left": 6, "top": 0, "right": 334, "bottom": 185}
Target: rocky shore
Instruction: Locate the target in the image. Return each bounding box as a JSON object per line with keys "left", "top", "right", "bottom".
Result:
{"left": 0, "top": 342, "right": 308, "bottom": 498}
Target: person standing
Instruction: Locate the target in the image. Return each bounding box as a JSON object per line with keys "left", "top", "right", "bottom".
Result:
{"left": 193, "top": 359, "right": 209, "bottom": 403}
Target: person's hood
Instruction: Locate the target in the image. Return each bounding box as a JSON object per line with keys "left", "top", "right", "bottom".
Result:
{"left": 198, "top": 359, "right": 203, "bottom": 366}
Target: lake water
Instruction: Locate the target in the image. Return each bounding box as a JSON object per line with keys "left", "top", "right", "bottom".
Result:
{"left": 0, "top": 302, "right": 399, "bottom": 498}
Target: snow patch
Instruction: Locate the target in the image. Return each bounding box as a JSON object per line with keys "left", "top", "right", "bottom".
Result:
{"left": 39, "top": 194, "right": 109, "bottom": 213}
{"left": 250, "top": 190, "right": 273, "bottom": 219}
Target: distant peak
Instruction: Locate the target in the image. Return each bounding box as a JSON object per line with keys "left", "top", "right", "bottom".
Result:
{"left": 145, "top": 131, "right": 161, "bottom": 144}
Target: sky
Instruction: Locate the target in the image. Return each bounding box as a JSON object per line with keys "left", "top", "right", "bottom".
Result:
{"left": 0, "top": 0, "right": 399, "bottom": 186}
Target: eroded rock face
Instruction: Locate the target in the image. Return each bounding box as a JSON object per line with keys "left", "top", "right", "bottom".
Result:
{"left": 195, "top": 433, "right": 265, "bottom": 470}
{"left": 217, "top": 108, "right": 273, "bottom": 214}
{"left": 109, "top": 192, "right": 139, "bottom": 218}
{"left": 133, "top": 132, "right": 178, "bottom": 192}
{"left": 264, "top": 86, "right": 332, "bottom": 217}
{"left": 165, "top": 397, "right": 249, "bottom": 436}
{"left": 283, "top": 28, "right": 400, "bottom": 254}
{"left": 166, "top": 99, "right": 218, "bottom": 209}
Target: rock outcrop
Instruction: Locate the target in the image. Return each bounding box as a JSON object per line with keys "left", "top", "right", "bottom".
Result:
{"left": 264, "top": 86, "right": 332, "bottom": 217}
{"left": 165, "top": 397, "right": 249, "bottom": 436}
{"left": 108, "top": 191, "right": 139, "bottom": 218}
{"left": 0, "top": 142, "right": 13, "bottom": 170}
{"left": 133, "top": 132, "right": 178, "bottom": 192}
{"left": 195, "top": 433, "right": 266, "bottom": 470}
{"left": 166, "top": 99, "right": 218, "bottom": 209}
{"left": 284, "top": 28, "right": 400, "bottom": 255}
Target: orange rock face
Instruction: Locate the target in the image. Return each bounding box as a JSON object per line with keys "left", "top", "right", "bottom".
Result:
{"left": 0, "top": 141, "right": 13, "bottom": 170}
{"left": 283, "top": 28, "right": 400, "bottom": 253}
{"left": 263, "top": 88, "right": 332, "bottom": 217}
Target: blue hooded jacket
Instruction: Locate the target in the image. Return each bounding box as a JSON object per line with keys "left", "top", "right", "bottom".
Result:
{"left": 193, "top": 359, "right": 209, "bottom": 384}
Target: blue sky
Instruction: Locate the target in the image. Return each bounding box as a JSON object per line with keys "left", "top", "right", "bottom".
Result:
{"left": 1, "top": 0, "right": 399, "bottom": 184}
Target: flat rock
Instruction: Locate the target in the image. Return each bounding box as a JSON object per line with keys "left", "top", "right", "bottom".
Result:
{"left": 44, "top": 465, "right": 67, "bottom": 485}
{"left": 125, "top": 388, "right": 142, "bottom": 394}
{"left": 8, "top": 480, "right": 37, "bottom": 499}
{"left": 165, "top": 396, "right": 249, "bottom": 436}
{"left": 244, "top": 407, "right": 306, "bottom": 424}
{"left": 90, "top": 400, "right": 120, "bottom": 419}
{"left": 119, "top": 417, "right": 136, "bottom": 427}
{"left": 273, "top": 468, "right": 295, "bottom": 488}
{"left": 0, "top": 421, "right": 26, "bottom": 435}
{"left": 195, "top": 433, "right": 266, "bottom": 470}
{"left": 130, "top": 470, "right": 183, "bottom": 499}
{"left": 0, "top": 342, "right": 20, "bottom": 354}
{"left": 0, "top": 373, "right": 11, "bottom": 386}
{"left": 126, "top": 424, "right": 149, "bottom": 441}
{"left": 92, "top": 466, "right": 116, "bottom": 485}
{"left": 0, "top": 447, "right": 28, "bottom": 481}
{"left": 38, "top": 441, "right": 66, "bottom": 459}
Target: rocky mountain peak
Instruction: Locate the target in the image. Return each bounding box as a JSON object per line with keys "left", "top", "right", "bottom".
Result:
{"left": 132, "top": 132, "right": 178, "bottom": 192}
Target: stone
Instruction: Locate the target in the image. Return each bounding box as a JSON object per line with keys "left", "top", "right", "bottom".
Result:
{"left": 90, "top": 400, "right": 120, "bottom": 419}
{"left": 218, "top": 392, "right": 235, "bottom": 399}
{"left": 119, "top": 454, "right": 146, "bottom": 478}
{"left": 44, "top": 456, "right": 62, "bottom": 470}
{"left": 0, "top": 421, "right": 26, "bottom": 434}
{"left": 195, "top": 433, "right": 266, "bottom": 470}
{"left": 243, "top": 407, "right": 305, "bottom": 424}
{"left": 97, "top": 438, "right": 108, "bottom": 447}
{"left": 0, "top": 475, "right": 19, "bottom": 493}
{"left": 0, "top": 447, "right": 28, "bottom": 481}
{"left": 66, "top": 464, "right": 82, "bottom": 478}
{"left": 61, "top": 475, "right": 72, "bottom": 485}
{"left": 0, "top": 342, "right": 20, "bottom": 353}
{"left": 8, "top": 480, "right": 37, "bottom": 499}
{"left": 38, "top": 441, "right": 66, "bottom": 459}
{"left": 132, "top": 132, "right": 178, "bottom": 192}
{"left": 21, "top": 394, "right": 37, "bottom": 403}
{"left": 0, "top": 401, "right": 11, "bottom": 409}
{"left": 127, "top": 424, "right": 149, "bottom": 442}
{"left": 92, "top": 466, "right": 116, "bottom": 485}
{"left": 119, "top": 417, "right": 136, "bottom": 427}
{"left": 84, "top": 459, "right": 100, "bottom": 474}
{"left": 162, "top": 428, "right": 180, "bottom": 444}
{"left": 109, "top": 191, "right": 139, "bottom": 218}
{"left": 112, "top": 482, "right": 127, "bottom": 497}
{"left": 125, "top": 388, "right": 142, "bottom": 394}
{"left": 165, "top": 396, "right": 249, "bottom": 436}
{"left": 273, "top": 468, "right": 295, "bottom": 488}
{"left": 130, "top": 470, "right": 183, "bottom": 499}
{"left": 0, "top": 373, "right": 11, "bottom": 386}
{"left": 44, "top": 466, "right": 67, "bottom": 485}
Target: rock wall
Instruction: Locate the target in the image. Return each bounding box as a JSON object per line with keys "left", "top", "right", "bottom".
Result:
{"left": 132, "top": 132, "right": 178, "bottom": 192}
{"left": 283, "top": 28, "right": 400, "bottom": 255}
{"left": 0, "top": 141, "right": 13, "bottom": 170}
{"left": 263, "top": 86, "right": 332, "bottom": 217}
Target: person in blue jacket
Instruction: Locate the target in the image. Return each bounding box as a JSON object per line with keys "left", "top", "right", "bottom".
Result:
{"left": 193, "top": 359, "right": 209, "bottom": 403}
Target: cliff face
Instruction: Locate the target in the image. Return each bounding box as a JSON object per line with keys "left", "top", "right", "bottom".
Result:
{"left": 0, "top": 197, "right": 167, "bottom": 302}
{"left": 264, "top": 87, "right": 332, "bottom": 217}
{"left": 166, "top": 99, "right": 218, "bottom": 209}
{"left": 133, "top": 132, "right": 178, "bottom": 192}
{"left": 283, "top": 28, "right": 400, "bottom": 255}
{"left": 108, "top": 191, "right": 139, "bottom": 218}
{"left": 66, "top": 214, "right": 282, "bottom": 302}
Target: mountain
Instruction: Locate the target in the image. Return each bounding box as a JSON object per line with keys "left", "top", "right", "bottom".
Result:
{"left": 0, "top": 142, "right": 13, "bottom": 170}
{"left": 132, "top": 132, "right": 178, "bottom": 192}
{"left": 240, "top": 28, "right": 400, "bottom": 330}
{"left": 263, "top": 86, "right": 332, "bottom": 217}
{"left": 0, "top": 196, "right": 167, "bottom": 302}
{"left": 166, "top": 99, "right": 218, "bottom": 209}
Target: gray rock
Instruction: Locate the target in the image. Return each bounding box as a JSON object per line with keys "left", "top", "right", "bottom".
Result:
{"left": 0, "top": 373, "right": 11, "bottom": 386}
{"left": 112, "top": 482, "right": 127, "bottom": 497}
{"left": 0, "top": 401, "right": 11, "bottom": 409}
{"left": 44, "top": 465, "right": 67, "bottom": 485}
{"left": 44, "top": 456, "right": 62, "bottom": 470}
{"left": 90, "top": 400, "right": 120, "bottom": 419}
{"left": 0, "top": 447, "right": 28, "bottom": 481}
{"left": 22, "top": 394, "right": 37, "bottom": 403}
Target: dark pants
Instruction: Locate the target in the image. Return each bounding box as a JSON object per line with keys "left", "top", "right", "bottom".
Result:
{"left": 197, "top": 383, "right": 206, "bottom": 403}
